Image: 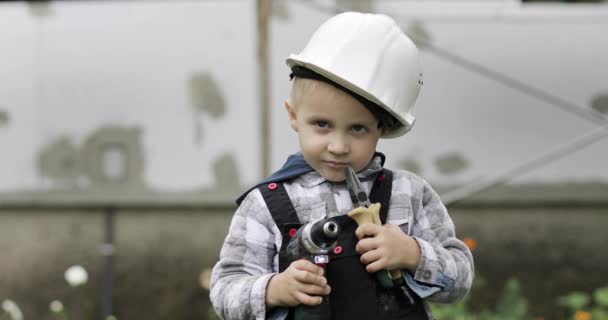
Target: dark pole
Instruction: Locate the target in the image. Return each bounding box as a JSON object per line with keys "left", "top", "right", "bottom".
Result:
{"left": 257, "top": 0, "right": 271, "bottom": 178}
{"left": 100, "top": 207, "right": 115, "bottom": 319}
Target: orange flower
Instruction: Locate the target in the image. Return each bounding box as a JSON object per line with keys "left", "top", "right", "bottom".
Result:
{"left": 575, "top": 311, "right": 592, "bottom": 320}
{"left": 463, "top": 237, "right": 477, "bottom": 251}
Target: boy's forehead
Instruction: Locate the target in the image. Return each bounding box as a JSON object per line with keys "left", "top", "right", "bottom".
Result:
{"left": 297, "top": 79, "right": 355, "bottom": 103}
{"left": 297, "top": 82, "right": 375, "bottom": 120}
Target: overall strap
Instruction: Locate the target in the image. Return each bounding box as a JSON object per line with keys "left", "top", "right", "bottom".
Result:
{"left": 259, "top": 182, "right": 300, "bottom": 272}
{"left": 369, "top": 169, "right": 393, "bottom": 224}
{"left": 259, "top": 182, "right": 299, "bottom": 226}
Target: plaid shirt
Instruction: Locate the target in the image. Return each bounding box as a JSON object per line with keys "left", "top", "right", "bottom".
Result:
{"left": 210, "top": 156, "right": 474, "bottom": 320}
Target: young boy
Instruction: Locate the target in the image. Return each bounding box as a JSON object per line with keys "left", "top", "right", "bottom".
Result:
{"left": 210, "top": 12, "right": 474, "bottom": 320}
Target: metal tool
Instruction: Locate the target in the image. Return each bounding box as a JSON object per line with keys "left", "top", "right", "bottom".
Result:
{"left": 344, "top": 167, "right": 404, "bottom": 289}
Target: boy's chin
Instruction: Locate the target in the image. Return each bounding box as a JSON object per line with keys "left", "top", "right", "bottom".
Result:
{"left": 320, "top": 171, "right": 346, "bottom": 182}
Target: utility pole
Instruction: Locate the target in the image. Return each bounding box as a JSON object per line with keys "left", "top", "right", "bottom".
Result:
{"left": 257, "top": 0, "right": 271, "bottom": 178}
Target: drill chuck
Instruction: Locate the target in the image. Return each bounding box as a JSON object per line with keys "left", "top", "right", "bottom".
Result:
{"left": 287, "top": 218, "right": 340, "bottom": 258}
{"left": 310, "top": 219, "right": 339, "bottom": 249}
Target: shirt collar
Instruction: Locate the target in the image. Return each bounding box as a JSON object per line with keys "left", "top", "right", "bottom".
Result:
{"left": 294, "top": 155, "right": 384, "bottom": 188}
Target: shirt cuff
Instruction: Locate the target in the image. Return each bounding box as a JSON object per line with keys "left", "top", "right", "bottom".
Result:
{"left": 410, "top": 237, "right": 454, "bottom": 293}
{"left": 403, "top": 272, "right": 441, "bottom": 298}
{"left": 250, "top": 273, "right": 276, "bottom": 320}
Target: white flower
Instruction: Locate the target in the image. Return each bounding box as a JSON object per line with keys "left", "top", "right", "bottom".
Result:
{"left": 1, "top": 299, "right": 23, "bottom": 320}
{"left": 49, "top": 300, "right": 64, "bottom": 313}
{"left": 64, "top": 265, "right": 88, "bottom": 287}
{"left": 105, "top": 315, "right": 117, "bottom": 320}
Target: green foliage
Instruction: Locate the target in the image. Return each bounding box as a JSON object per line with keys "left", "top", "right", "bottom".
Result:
{"left": 431, "top": 280, "right": 608, "bottom": 320}
{"left": 207, "top": 306, "right": 220, "bottom": 320}
{"left": 557, "top": 286, "right": 608, "bottom": 320}
{"left": 431, "top": 276, "right": 531, "bottom": 320}
{"left": 595, "top": 287, "right": 608, "bottom": 307}
{"left": 558, "top": 291, "right": 591, "bottom": 311}
{"left": 495, "top": 278, "right": 528, "bottom": 319}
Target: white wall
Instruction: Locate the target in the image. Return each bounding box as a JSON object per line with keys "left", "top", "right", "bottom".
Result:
{"left": 1, "top": 0, "right": 607, "bottom": 199}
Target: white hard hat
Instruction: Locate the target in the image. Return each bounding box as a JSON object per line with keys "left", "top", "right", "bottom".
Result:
{"left": 286, "top": 12, "right": 423, "bottom": 138}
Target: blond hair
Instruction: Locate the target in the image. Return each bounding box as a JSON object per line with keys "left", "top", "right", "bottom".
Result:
{"left": 287, "top": 77, "right": 396, "bottom": 129}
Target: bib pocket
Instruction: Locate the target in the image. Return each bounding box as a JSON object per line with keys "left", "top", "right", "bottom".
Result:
{"left": 293, "top": 200, "right": 327, "bottom": 222}
{"left": 386, "top": 201, "right": 412, "bottom": 235}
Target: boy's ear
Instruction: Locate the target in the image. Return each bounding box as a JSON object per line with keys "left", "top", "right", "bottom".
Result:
{"left": 284, "top": 100, "right": 298, "bottom": 132}
{"left": 380, "top": 126, "right": 389, "bottom": 137}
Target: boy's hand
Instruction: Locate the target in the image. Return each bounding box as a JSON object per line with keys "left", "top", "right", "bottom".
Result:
{"left": 355, "top": 223, "right": 421, "bottom": 273}
{"left": 265, "top": 259, "right": 331, "bottom": 308}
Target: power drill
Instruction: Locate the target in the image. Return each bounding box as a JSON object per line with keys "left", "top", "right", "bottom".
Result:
{"left": 286, "top": 217, "right": 340, "bottom": 320}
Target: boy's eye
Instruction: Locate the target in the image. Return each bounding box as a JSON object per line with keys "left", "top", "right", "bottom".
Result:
{"left": 314, "top": 120, "right": 329, "bottom": 128}
{"left": 351, "top": 125, "right": 368, "bottom": 133}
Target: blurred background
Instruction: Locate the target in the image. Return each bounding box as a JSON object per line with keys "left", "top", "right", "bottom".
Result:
{"left": 1, "top": 0, "right": 607, "bottom": 319}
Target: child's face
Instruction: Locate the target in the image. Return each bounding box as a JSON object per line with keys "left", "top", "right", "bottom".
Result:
{"left": 285, "top": 80, "right": 384, "bottom": 182}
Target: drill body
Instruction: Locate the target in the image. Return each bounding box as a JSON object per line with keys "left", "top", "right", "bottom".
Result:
{"left": 286, "top": 217, "right": 340, "bottom": 320}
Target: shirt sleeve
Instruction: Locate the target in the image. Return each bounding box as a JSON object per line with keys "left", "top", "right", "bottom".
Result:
{"left": 210, "top": 189, "right": 280, "bottom": 320}
{"left": 407, "top": 175, "right": 475, "bottom": 303}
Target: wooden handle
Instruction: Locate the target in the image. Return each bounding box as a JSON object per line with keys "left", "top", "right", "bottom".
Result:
{"left": 347, "top": 203, "right": 382, "bottom": 226}
{"left": 348, "top": 202, "right": 404, "bottom": 285}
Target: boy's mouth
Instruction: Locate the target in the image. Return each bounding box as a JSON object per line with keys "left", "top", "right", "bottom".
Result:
{"left": 323, "top": 160, "right": 349, "bottom": 168}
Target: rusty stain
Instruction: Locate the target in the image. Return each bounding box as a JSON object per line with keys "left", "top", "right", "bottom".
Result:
{"left": 36, "top": 126, "right": 145, "bottom": 190}
{"left": 434, "top": 152, "right": 470, "bottom": 176}
{"left": 82, "top": 126, "right": 144, "bottom": 188}
{"left": 190, "top": 72, "right": 227, "bottom": 145}
{"left": 213, "top": 153, "right": 240, "bottom": 192}
{"left": 0, "top": 110, "right": 9, "bottom": 128}
{"left": 590, "top": 93, "right": 608, "bottom": 114}
{"left": 190, "top": 72, "right": 226, "bottom": 119}
{"left": 33, "top": 126, "right": 243, "bottom": 194}
{"left": 37, "top": 136, "right": 82, "bottom": 186}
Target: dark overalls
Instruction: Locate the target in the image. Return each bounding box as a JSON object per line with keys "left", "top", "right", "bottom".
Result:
{"left": 259, "top": 169, "right": 429, "bottom": 320}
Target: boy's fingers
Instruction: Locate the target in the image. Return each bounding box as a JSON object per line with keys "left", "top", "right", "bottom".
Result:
{"left": 292, "top": 259, "right": 325, "bottom": 275}
{"left": 365, "top": 259, "right": 385, "bottom": 274}
{"left": 300, "top": 283, "right": 331, "bottom": 296}
{"left": 296, "top": 269, "right": 327, "bottom": 286}
{"left": 313, "top": 265, "right": 325, "bottom": 276}
{"left": 359, "top": 248, "right": 381, "bottom": 266}
{"left": 355, "top": 237, "right": 378, "bottom": 254}
{"left": 355, "top": 223, "right": 381, "bottom": 240}
{"left": 295, "top": 292, "right": 324, "bottom": 306}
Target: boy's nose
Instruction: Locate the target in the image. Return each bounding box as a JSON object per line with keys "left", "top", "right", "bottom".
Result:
{"left": 327, "top": 135, "right": 349, "bottom": 155}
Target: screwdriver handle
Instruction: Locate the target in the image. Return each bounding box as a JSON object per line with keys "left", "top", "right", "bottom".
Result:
{"left": 347, "top": 203, "right": 382, "bottom": 226}
{"left": 348, "top": 203, "right": 403, "bottom": 289}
